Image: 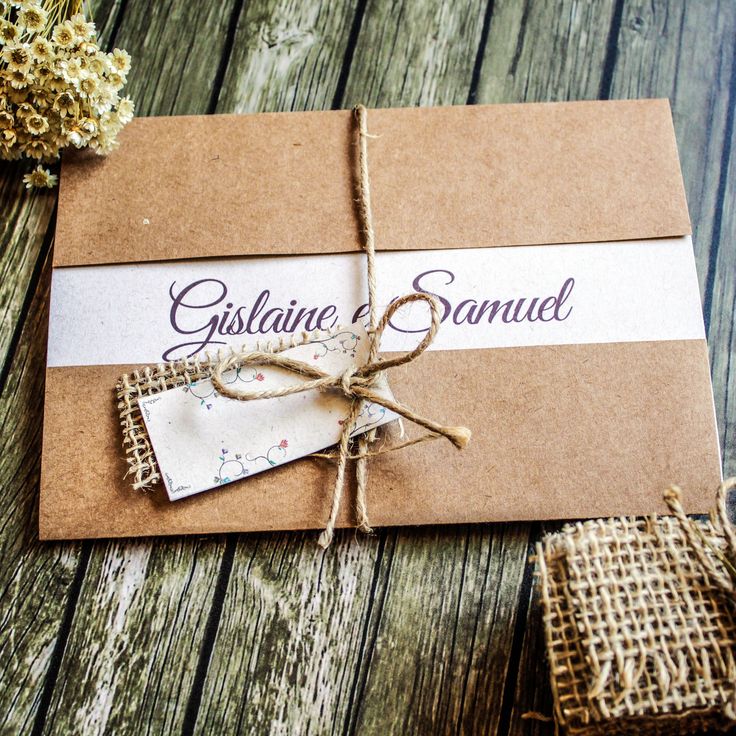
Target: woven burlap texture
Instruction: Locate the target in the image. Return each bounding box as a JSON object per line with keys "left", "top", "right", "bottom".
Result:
{"left": 537, "top": 511, "right": 736, "bottom": 735}
{"left": 116, "top": 334, "right": 315, "bottom": 490}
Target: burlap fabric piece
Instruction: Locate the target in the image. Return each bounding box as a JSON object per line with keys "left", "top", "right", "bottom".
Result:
{"left": 116, "top": 334, "right": 315, "bottom": 491}
{"left": 537, "top": 506, "right": 736, "bottom": 735}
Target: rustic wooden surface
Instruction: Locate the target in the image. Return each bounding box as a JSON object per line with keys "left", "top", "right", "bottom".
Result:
{"left": 0, "top": 1, "right": 734, "bottom": 734}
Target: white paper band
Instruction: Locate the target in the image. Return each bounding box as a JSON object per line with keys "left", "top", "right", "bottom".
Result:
{"left": 47, "top": 237, "right": 705, "bottom": 368}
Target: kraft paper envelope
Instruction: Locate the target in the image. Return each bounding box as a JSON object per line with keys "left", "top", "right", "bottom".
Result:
{"left": 40, "top": 99, "right": 722, "bottom": 540}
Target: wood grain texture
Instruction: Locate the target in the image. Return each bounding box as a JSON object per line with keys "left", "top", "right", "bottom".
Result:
{"left": 607, "top": 0, "right": 736, "bottom": 302}
{"left": 509, "top": 1, "right": 736, "bottom": 732}
{"left": 112, "top": 0, "right": 237, "bottom": 116}
{"left": 1, "top": 0, "right": 734, "bottom": 734}
{"left": 193, "top": 3, "right": 534, "bottom": 735}
{"left": 0, "top": 6, "right": 124, "bottom": 732}
{"left": 0, "top": 254, "right": 80, "bottom": 736}
{"left": 341, "top": 0, "right": 488, "bottom": 107}
{"left": 0, "top": 175, "right": 55, "bottom": 378}
{"left": 36, "top": 4, "right": 238, "bottom": 735}
{"left": 349, "top": 526, "right": 530, "bottom": 736}
{"left": 475, "top": 0, "right": 617, "bottom": 103}
{"left": 196, "top": 533, "right": 384, "bottom": 735}
{"left": 42, "top": 537, "right": 227, "bottom": 735}
{"left": 709, "top": 108, "right": 736, "bottom": 478}
{"left": 218, "top": 0, "right": 359, "bottom": 114}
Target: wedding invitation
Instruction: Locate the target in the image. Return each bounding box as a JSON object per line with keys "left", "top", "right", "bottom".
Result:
{"left": 40, "top": 99, "right": 722, "bottom": 539}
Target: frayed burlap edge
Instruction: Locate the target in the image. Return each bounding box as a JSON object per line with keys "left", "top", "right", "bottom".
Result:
{"left": 536, "top": 513, "right": 736, "bottom": 736}
{"left": 115, "top": 330, "right": 334, "bottom": 491}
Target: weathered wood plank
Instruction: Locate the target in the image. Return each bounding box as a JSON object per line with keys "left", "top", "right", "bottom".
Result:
{"left": 197, "top": 533, "right": 385, "bottom": 735}
{"left": 43, "top": 536, "right": 227, "bottom": 735}
{"left": 341, "top": 0, "right": 488, "bottom": 107}
{"left": 708, "top": 109, "right": 736, "bottom": 478}
{"left": 0, "top": 6, "right": 125, "bottom": 732}
{"left": 0, "top": 174, "right": 55, "bottom": 380}
{"left": 0, "top": 252, "right": 79, "bottom": 736}
{"left": 508, "top": 2, "right": 736, "bottom": 732}
{"left": 0, "top": 0, "right": 122, "bottom": 380}
{"left": 112, "top": 0, "right": 237, "bottom": 116}
{"left": 191, "top": 3, "right": 532, "bottom": 735}
{"left": 191, "top": 2, "right": 376, "bottom": 734}
{"left": 349, "top": 526, "right": 531, "bottom": 736}
{"left": 218, "top": 0, "right": 359, "bottom": 114}
{"left": 37, "top": 3, "right": 239, "bottom": 735}
{"left": 475, "top": 0, "right": 617, "bottom": 103}
{"left": 507, "top": 519, "right": 561, "bottom": 736}
{"left": 607, "top": 0, "right": 736, "bottom": 305}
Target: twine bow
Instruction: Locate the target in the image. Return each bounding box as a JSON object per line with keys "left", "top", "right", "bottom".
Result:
{"left": 211, "top": 105, "right": 471, "bottom": 547}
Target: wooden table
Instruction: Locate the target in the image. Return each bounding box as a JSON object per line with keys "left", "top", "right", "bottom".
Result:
{"left": 1, "top": 1, "right": 734, "bottom": 733}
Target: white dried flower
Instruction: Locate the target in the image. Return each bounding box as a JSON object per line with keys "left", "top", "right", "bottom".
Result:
{"left": 69, "top": 13, "right": 94, "bottom": 41}
{"left": 3, "top": 43, "right": 31, "bottom": 71}
{"left": 15, "top": 100, "right": 34, "bottom": 117}
{"left": 53, "top": 89, "right": 75, "bottom": 116}
{"left": 18, "top": 4, "right": 48, "bottom": 33}
{"left": 110, "top": 48, "right": 130, "bottom": 74}
{"left": 24, "top": 112, "right": 48, "bottom": 134}
{"left": 0, "top": 20, "right": 19, "bottom": 45}
{"left": 78, "top": 73, "right": 97, "bottom": 97}
{"left": 30, "top": 37, "right": 53, "bottom": 61}
{"left": 51, "top": 21, "right": 75, "bottom": 48}
{"left": 6, "top": 67, "right": 31, "bottom": 88}
{"left": 60, "top": 55, "right": 82, "bottom": 79}
{"left": 1, "top": 127, "right": 17, "bottom": 147}
{"left": 22, "top": 136, "right": 50, "bottom": 158}
{"left": 106, "top": 70, "right": 125, "bottom": 90}
{"left": 23, "top": 164, "right": 57, "bottom": 188}
{"left": 116, "top": 97, "right": 134, "bottom": 124}
{"left": 78, "top": 115, "right": 96, "bottom": 135}
{"left": 86, "top": 52, "right": 104, "bottom": 75}
{"left": 0, "top": 9, "right": 134, "bottom": 187}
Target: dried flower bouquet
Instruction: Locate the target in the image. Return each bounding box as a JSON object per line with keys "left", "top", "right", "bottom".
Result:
{"left": 0, "top": 0, "right": 134, "bottom": 187}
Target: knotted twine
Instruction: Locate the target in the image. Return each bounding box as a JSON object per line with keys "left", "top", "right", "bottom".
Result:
{"left": 211, "top": 105, "right": 471, "bottom": 548}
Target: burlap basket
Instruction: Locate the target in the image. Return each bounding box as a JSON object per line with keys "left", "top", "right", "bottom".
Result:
{"left": 536, "top": 481, "right": 736, "bottom": 735}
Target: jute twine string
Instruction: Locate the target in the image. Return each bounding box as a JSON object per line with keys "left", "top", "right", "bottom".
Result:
{"left": 212, "top": 104, "right": 471, "bottom": 548}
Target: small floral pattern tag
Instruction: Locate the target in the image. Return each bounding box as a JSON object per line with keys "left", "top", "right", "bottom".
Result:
{"left": 138, "top": 324, "right": 397, "bottom": 500}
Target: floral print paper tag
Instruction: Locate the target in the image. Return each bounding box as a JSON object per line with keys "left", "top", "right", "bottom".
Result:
{"left": 138, "top": 325, "right": 397, "bottom": 500}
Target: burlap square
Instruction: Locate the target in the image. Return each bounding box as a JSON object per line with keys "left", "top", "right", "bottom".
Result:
{"left": 115, "top": 335, "right": 311, "bottom": 490}
{"left": 537, "top": 512, "right": 736, "bottom": 735}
